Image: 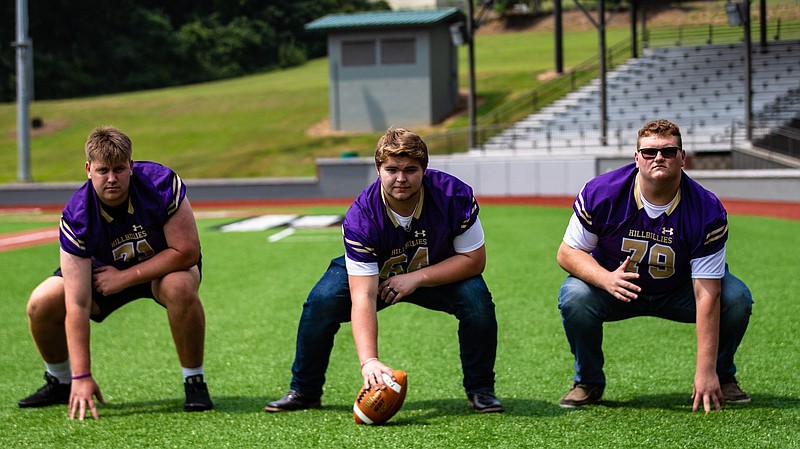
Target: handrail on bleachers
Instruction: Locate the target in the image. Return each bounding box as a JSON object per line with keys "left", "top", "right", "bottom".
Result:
{"left": 424, "top": 21, "right": 800, "bottom": 157}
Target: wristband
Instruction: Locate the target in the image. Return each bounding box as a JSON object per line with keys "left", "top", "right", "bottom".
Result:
{"left": 72, "top": 372, "right": 92, "bottom": 380}
{"left": 360, "top": 357, "right": 379, "bottom": 368}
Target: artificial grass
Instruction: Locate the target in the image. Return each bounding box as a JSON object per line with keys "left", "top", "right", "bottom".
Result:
{"left": 0, "top": 205, "right": 798, "bottom": 448}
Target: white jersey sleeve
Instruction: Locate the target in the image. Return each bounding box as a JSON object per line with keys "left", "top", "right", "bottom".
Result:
{"left": 563, "top": 213, "right": 598, "bottom": 252}
{"left": 345, "top": 256, "right": 379, "bottom": 277}
{"left": 690, "top": 245, "right": 726, "bottom": 279}
{"left": 454, "top": 216, "right": 485, "bottom": 253}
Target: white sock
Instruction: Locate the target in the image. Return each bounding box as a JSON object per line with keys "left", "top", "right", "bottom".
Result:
{"left": 182, "top": 365, "right": 204, "bottom": 382}
{"left": 46, "top": 360, "right": 72, "bottom": 384}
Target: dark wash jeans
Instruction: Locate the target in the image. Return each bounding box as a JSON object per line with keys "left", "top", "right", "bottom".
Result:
{"left": 288, "top": 255, "right": 498, "bottom": 398}
{"left": 558, "top": 269, "right": 753, "bottom": 386}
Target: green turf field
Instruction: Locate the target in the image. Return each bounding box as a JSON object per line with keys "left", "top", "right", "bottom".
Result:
{"left": 1, "top": 205, "right": 798, "bottom": 448}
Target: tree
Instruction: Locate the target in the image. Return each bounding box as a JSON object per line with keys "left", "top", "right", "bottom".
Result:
{"left": 1, "top": 0, "right": 391, "bottom": 101}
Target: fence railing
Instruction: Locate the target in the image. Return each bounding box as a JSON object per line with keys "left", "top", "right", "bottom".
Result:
{"left": 645, "top": 19, "right": 800, "bottom": 48}
{"left": 424, "top": 20, "right": 800, "bottom": 157}
{"left": 427, "top": 38, "right": 633, "bottom": 154}
{"left": 428, "top": 116, "right": 797, "bottom": 157}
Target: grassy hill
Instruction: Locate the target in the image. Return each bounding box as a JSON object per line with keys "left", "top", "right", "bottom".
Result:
{"left": 1, "top": 1, "right": 798, "bottom": 183}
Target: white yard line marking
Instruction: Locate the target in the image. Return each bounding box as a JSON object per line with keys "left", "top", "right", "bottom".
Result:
{"left": 220, "top": 214, "right": 298, "bottom": 232}
{"left": 267, "top": 228, "right": 296, "bottom": 242}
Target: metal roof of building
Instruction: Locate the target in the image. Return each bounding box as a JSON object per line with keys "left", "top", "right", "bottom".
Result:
{"left": 305, "top": 7, "right": 463, "bottom": 31}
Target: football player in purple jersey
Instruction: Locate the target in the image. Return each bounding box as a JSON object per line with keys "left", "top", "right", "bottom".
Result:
{"left": 18, "top": 126, "right": 212, "bottom": 419}
{"left": 556, "top": 119, "right": 752, "bottom": 412}
{"left": 265, "top": 128, "right": 503, "bottom": 413}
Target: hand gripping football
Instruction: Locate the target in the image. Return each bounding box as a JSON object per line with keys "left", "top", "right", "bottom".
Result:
{"left": 353, "top": 370, "right": 407, "bottom": 425}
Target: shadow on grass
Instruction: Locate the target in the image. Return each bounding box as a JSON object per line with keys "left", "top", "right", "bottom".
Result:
{"left": 597, "top": 393, "right": 800, "bottom": 411}
{"left": 95, "top": 393, "right": 799, "bottom": 420}
{"left": 390, "top": 397, "right": 569, "bottom": 424}
{"left": 96, "top": 395, "right": 568, "bottom": 420}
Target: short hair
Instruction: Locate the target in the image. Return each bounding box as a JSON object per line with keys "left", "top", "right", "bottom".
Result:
{"left": 85, "top": 126, "right": 132, "bottom": 163}
{"left": 374, "top": 128, "right": 429, "bottom": 169}
{"left": 637, "top": 119, "right": 683, "bottom": 149}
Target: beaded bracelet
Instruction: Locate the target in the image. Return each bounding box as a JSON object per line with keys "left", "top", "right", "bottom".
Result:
{"left": 360, "top": 357, "right": 379, "bottom": 368}
{"left": 72, "top": 372, "right": 92, "bottom": 380}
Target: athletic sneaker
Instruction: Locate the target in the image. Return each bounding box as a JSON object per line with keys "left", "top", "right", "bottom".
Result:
{"left": 184, "top": 374, "right": 213, "bottom": 411}
{"left": 721, "top": 378, "right": 751, "bottom": 403}
{"left": 264, "top": 390, "right": 321, "bottom": 412}
{"left": 18, "top": 372, "right": 71, "bottom": 408}
{"left": 559, "top": 382, "right": 605, "bottom": 408}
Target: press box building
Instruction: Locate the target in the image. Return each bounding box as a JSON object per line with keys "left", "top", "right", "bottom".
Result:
{"left": 305, "top": 8, "right": 465, "bottom": 132}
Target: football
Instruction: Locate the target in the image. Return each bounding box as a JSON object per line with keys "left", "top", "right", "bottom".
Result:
{"left": 353, "top": 370, "right": 407, "bottom": 425}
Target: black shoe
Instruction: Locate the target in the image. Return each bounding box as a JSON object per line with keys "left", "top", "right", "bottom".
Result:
{"left": 264, "top": 390, "right": 321, "bottom": 412}
{"left": 184, "top": 374, "right": 213, "bottom": 412}
{"left": 18, "top": 372, "right": 71, "bottom": 408}
{"left": 467, "top": 391, "right": 505, "bottom": 413}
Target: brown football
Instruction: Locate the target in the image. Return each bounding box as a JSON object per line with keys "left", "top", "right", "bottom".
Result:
{"left": 353, "top": 369, "right": 407, "bottom": 425}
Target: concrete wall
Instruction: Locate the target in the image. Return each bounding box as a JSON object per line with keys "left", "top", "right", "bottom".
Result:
{"left": 429, "top": 155, "right": 800, "bottom": 202}
{"left": 327, "top": 22, "right": 459, "bottom": 131}
{"left": 428, "top": 25, "right": 459, "bottom": 124}
{"left": 330, "top": 29, "right": 430, "bottom": 131}
{"left": 2, "top": 154, "right": 798, "bottom": 207}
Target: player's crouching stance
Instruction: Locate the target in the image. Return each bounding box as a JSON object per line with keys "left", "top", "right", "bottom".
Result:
{"left": 556, "top": 119, "right": 753, "bottom": 412}
{"left": 265, "top": 128, "right": 503, "bottom": 414}
{"left": 18, "top": 126, "right": 212, "bottom": 420}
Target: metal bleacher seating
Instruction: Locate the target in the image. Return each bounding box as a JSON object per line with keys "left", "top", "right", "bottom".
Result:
{"left": 480, "top": 40, "right": 800, "bottom": 156}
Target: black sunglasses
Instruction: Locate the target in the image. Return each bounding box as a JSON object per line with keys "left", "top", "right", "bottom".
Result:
{"left": 638, "top": 146, "right": 681, "bottom": 159}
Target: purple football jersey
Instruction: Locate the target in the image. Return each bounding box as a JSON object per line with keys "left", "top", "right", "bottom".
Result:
{"left": 573, "top": 163, "right": 728, "bottom": 294}
{"left": 59, "top": 161, "right": 186, "bottom": 269}
{"left": 343, "top": 169, "right": 479, "bottom": 280}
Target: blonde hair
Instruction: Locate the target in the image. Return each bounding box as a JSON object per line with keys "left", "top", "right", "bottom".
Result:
{"left": 85, "top": 126, "right": 132, "bottom": 163}
{"left": 374, "top": 128, "right": 428, "bottom": 169}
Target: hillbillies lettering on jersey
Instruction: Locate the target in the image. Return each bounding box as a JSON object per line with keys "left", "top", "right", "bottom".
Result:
{"left": 109, "top": 226, "right": 149, "bottom": 249}
{"left": 627, "top": 228, "right": 673, "bottom": 245}
{"left": 576, "top": 163, "right": 728, "bottom": 295}
{"left": 380, "top": 230, "right": 432, "bottom": 279}
{"left": 343, "top": 169, "right": 478, "bottom": 280}
{"left": 59, "top": 161, "right": 184, "bottom": 270}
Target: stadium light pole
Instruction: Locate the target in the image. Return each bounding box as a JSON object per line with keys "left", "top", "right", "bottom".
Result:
{"left": 14, "top": 0, "right": 33, "bottom": 182}
{"left": 574, "top": 0, "right": 608, "bottom": 146}
{"left": 598, "top": 0, "right": 607, "bottom": 146}
{"left": 743, "top": 0, "right": 752, "bottom": 141}
{"left": 554, "top": 0, "right": 563, "bottom": 74}
{"left": 466, "top": 0, "right": 476, "bottom": 149}
{"left": 630, "top": 0, "right": 638, "bottom": 59}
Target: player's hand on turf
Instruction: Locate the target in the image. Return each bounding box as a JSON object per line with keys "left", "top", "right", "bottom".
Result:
{"left": 69, "top": 377, "right": 106, "bottom": 421}
{"left": 92, "top": 265, "right": 127, "bottom": 296}
{"left": 379, "top": 274, "right": 418, "bottom": 305}
{"left": 361, "top": 359, "right": 396, "bottom": 390}
{"left": 604, "top": 257, "right": 641, "bottom": 302}
{"left": 691, "top": 373, "right": 723, "bottom": 413}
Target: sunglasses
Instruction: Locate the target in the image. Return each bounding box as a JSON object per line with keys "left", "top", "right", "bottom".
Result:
{"left": 638, "top": 146, "right": 681, "bottom": 159}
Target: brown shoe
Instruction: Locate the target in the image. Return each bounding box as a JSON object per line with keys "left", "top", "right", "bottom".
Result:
{"left": 721, "top": 379, "right": 751, "bottom": 403}
{"left": 559, "top": 382, "right": 604, "bottom": 408}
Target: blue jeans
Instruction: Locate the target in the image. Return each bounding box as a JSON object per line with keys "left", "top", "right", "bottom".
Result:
{"left": 289, "top": 256, "right": 498, "bottom": 398}
{"left": 558, "top": 269, "right": 752, "bottom": 386}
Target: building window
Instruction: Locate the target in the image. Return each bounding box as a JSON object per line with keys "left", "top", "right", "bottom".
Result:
{"left": 381, "top": 38, "right": 416, "bottom": 65}
{"left": 342, "top": 40, "right": 376, "bottom": 66}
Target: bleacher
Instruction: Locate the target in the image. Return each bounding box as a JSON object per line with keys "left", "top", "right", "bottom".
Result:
{"left": 480, "top": 40, "right": 800, "bottom": 158}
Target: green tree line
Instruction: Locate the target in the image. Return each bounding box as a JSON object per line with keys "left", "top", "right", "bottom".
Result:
{"left": 0, "top": 0, "right": 389, "bottom": 102}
